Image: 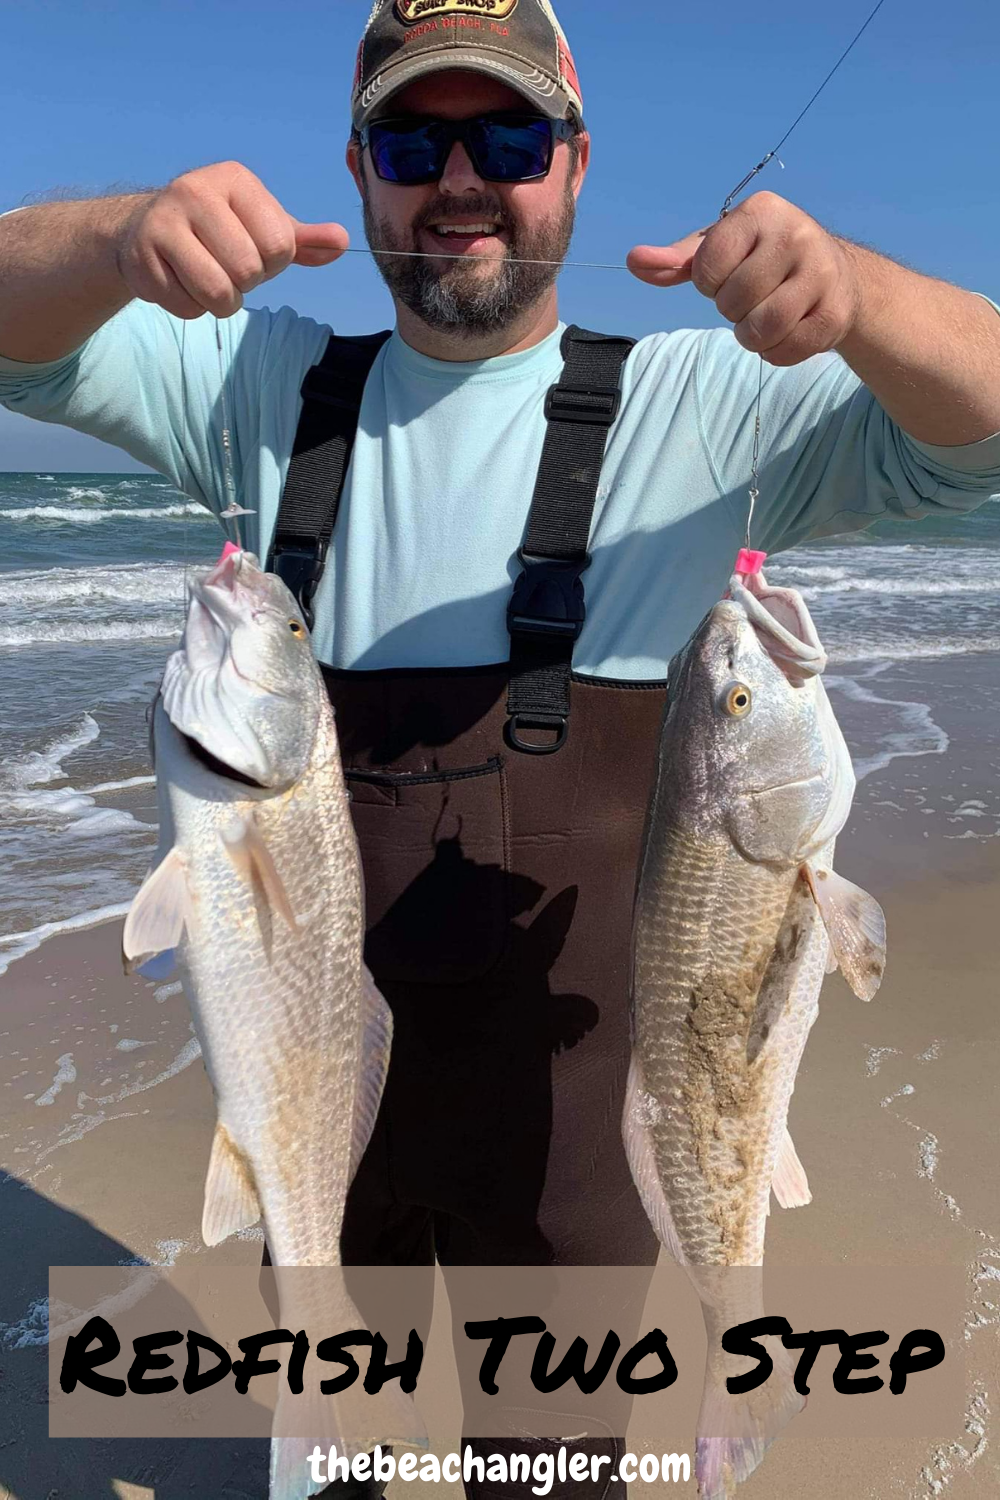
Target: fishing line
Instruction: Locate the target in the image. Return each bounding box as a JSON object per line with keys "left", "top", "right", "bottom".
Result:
{"left": 715, "top": 0, "right": 890, "bottom": 548}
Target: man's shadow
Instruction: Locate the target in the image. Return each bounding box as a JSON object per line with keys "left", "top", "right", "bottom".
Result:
{"left": 0, "top": 1176, "right": 271, "bottom": 1499}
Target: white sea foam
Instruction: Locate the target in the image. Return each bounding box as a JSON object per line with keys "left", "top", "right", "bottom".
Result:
{"left": 0, "top": 901, "right": 132, "bottom": 977}
{"left": 0, "top": 503, "right": 208, "bottom": 523}
{"left": 1, "top": 562, "right": 191, "bottom": 608}
{"left": 0, "top": 619, "right": 179, "bottom": 647}
{"left": 828, "top": 636, "right": 1000, "bottom": 664}
{"left": 77, "top": 774, "right": 156, "bottom": 796}
{"left": 0, "top": 713, "right": 100, "bottom": 791}
{"left": 826, "top": 674, "right": 950, "bottom": 780}
{"left": 35, "top": 1053, "right": 77, "bottom": 1106}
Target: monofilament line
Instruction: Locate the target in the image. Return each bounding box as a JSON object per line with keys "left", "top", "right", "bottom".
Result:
{"left": 343, "top": 247, "right": 628, "bottom": 270}
{"left": 715, "top": 0, "right": 891, "bottom": 546}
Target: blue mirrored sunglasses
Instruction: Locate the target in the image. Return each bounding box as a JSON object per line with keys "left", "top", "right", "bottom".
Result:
{"left": 359, "top": 112, "right": 577, "bottom": 186}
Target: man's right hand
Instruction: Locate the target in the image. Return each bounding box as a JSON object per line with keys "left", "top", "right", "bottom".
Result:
{"left": 116, "top": 161, "right": 350, "bottom": 320}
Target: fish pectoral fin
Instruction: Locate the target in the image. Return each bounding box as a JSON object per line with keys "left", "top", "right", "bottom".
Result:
{"left": 202, "top": 1122, "right": 262, "bottom": 1247}
{"left": 348, "top": 966, "right": 393, "bottom": 1186}
{"left": 805, "top": 863, "right": 886, "bottom": 1003}
{"left": 122, "top": 848, "right": 191, "bottom": 975}
{"left": 772, "top": 1126, "right": 812, "bottom": 1209}
{"left": 220, "top": 815, "right": 299, "bottom": 931}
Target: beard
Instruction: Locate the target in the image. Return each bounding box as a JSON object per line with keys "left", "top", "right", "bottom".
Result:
{"left": 361, "top": 179, "right": 576, "bottom": 339}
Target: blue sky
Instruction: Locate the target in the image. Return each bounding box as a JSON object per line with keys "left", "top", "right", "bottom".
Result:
{"left": 1, "top": 0, "right": 997, "bottom": 470}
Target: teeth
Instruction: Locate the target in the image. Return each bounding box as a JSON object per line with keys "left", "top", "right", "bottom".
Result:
{"left": 431, "top": 223, "right": 499, "bottom": 236}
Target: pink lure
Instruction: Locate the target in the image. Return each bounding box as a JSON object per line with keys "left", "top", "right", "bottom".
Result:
{"left": 734, "top": 547, "right": 767, "bottom": 577}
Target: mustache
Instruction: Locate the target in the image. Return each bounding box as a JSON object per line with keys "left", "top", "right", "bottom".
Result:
{"left": 411, "top": 194, "right": 515, "bottom": 236}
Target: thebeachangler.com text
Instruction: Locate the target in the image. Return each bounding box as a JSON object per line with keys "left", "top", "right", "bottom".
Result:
{"left": 306, "top": 1446, "right": 691, "bottom": 1494}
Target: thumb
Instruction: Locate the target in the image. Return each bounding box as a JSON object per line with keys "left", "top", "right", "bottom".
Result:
{"left": 627, "top": 228, "right": 710, "bottom": 287}
{"left": 291, "top": 220, "right": 350, "bottom": 268}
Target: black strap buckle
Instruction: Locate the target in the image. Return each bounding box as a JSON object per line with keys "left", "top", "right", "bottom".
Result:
{"left": 507, "top": 550, "right": 591, "bottom": 642}
{"left": 544, "top": 383, "right": 621, "bottom": 426}
{"left": 271, "top": 540, "right": 324, "bottom": 630}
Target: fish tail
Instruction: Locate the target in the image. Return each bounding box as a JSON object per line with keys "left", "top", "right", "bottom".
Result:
{"left": 694, "top": 1342, "right": 803, "bottom": 1499}
{"left": 269, "top": 1381, "right": 428, "bottom": 1500}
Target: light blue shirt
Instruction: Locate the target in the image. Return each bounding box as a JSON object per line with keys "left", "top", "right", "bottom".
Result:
{"left": 3, "top": 299, "right": 999, "bottom": 678}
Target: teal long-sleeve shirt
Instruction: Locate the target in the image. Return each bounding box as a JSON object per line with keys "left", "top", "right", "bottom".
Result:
{"left": 2, "top": 299, "right": 999, "bottom": 679}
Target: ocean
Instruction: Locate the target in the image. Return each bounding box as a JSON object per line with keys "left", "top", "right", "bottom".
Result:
{"left": 1, "top": 471, "right": 999, "bottom": 977}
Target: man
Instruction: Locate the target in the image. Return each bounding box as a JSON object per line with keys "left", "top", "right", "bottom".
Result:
{"left": 2, "top": 2, "right": 999, "bottom": 1496}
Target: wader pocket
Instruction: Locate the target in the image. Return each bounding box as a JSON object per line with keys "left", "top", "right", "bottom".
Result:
{"left": 346, "top": 756, "right": 519, "bottom": 986}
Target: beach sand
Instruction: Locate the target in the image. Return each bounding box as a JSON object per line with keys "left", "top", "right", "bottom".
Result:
{"left": 1, "top": 662, "right": 998, "bottom": 1499}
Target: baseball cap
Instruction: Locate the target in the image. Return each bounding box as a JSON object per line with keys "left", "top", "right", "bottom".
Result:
{"left": 351, "top": 0, "right": 584, "bottom": 131}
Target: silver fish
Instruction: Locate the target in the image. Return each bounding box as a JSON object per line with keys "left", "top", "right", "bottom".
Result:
{"left": 625, "top": 570, "right": 886, "bottom": 1499}
{"left": 123, "top": 548, "right": 426, "bottom": 1500}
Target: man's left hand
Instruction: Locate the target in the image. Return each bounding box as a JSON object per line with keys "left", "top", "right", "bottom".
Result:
{"left": 628, "top": 191, "right": 864, "bottom": 367}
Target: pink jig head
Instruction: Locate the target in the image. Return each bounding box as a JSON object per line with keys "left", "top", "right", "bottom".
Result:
{"left": 734, "top": 548, "right": 767, "bottom": 579}
{"left": 724, "top": 548, "right": 768, "bottom": 600}
{"left": 219, "top": 540, "right": 242, "bottom": 562}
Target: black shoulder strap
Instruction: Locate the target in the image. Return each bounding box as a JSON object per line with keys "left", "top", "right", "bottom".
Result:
{"left": 506, "top": 325, "right": 636, "bottom": 754}
{"left": 266, "top": 330, "right": 391, "bottom": 628}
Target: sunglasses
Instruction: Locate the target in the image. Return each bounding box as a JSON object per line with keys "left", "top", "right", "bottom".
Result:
{"left": 359, "top": 112, "right": 577, "bottom": 186}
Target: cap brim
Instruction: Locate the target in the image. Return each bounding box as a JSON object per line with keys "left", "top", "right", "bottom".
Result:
{"left": 353, "top": 48, "right": 570, "bottom": 129}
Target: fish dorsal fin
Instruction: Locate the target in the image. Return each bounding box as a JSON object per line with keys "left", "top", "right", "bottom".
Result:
{"left": 202, "top": 1122, "right": 262, "bottom": 1246}
{"left": 772, "top": 1127, "right": 812, "bottom": 1209}
{"left": 221, "top": 815, "right": 299, "bottom": 931}
{"left": 349, "top": 966, "right": 393, "bottom": 1186}
{"left": 122, "top": 848, "right": 191, "bottom": 974}
{"left": 805, "top": 864, "right": 886, "bottom": 1002}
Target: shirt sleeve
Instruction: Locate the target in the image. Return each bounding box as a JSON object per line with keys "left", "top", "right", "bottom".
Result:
{"left": 0, "top": 299, "right": 330, "bottom": 517}
{"left": 693, "top": 297, "right": 1000, "bottom": 556}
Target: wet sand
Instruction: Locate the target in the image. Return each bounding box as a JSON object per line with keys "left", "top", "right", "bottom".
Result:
{"left": 1, "top": 676, "right": 998, "bottom": 1499}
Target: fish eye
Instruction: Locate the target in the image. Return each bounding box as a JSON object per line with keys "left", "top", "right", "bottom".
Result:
{"left": 723, "top": 682, "right": 753, "bottom": 717}
{"left": 288, "top": 619, "right": 305, "bottom": 637}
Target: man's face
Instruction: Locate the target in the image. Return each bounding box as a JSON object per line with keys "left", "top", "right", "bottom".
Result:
{"left": 348, "top": 72, "right": 589, "bottom": 338}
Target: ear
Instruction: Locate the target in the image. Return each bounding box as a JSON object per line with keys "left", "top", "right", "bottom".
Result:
{"left": 571, "top": 130, "right": 591, "bottom": 199}
{"left": 346, "top": 135, "right": 364, "bottom": 196}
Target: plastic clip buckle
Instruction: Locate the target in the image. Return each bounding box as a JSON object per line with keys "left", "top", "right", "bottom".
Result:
{"left": 507, "top": 551, "right": 591, "bottom": 642}
{"left": 272, "top": 542, "right": 324, "bottom": 631}
{"left": 544, "top": 384, "right": 621, "bottom": 426}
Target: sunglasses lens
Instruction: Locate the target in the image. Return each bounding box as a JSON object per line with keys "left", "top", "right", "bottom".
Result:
{"left": 471, "top": 118, "right": 553, "bottom": 180}
{"left": 369, "top": 122, "right": 447, "bottom": 184}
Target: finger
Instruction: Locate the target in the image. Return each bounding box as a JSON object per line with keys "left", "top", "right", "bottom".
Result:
{"left": 189, "top": 211, "right": 266, "bottom": 296}
{"left": 161, "top": 235, "right": 243, "bottom": 319}
{"left": 690, "top": 212, "right": 760, "bottom": 299}
{"left": 734, "top": 279, "right": 822, "bottom": 356}
{"left": 125, "top": 245, "right": 207, "bottom": 320}
{"left": 626, "top": 229, "right": 709, "bottom": 287}
{"left": 714, "top": 242, "right": 797, "bottom": 326}
{"left": 226, "top": 175, "right": 299, "bottom": 278}
{"left": 759, "top": 302, "right": 846, "bottom": 366}
{"left": 291, "top": 220, "right": 350, "bottom": 268}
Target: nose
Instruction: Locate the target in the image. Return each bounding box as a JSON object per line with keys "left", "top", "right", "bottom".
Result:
{"left": 439, "top": 137, "right": 486, "bottom": 195}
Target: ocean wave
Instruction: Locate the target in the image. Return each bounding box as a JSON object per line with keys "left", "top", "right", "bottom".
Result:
{"left": 0, "top": 713, "right": 100, "bottom": 791}
{"left": 0, "top": 503, "right": 210, "bottom": 523}
{"left": 0, "top": 563, "right": 191, "bottom": 608}
{"left": 827, "top": 636, "right": 1000, "bottom": 663}
{"left": 0, "top": 619, "right": 179, "bottom": 647}
{"left": 825, "top": 673, "right": 950, "bottom": 780}
{"left": 802, "top": 577, "right": 998, "bottom": 600}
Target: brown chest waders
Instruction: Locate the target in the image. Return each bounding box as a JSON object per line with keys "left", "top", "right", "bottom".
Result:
{"left": 262, "top": 328, "right": 667, "bottom": 1499}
